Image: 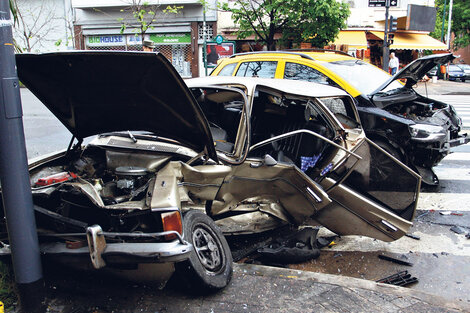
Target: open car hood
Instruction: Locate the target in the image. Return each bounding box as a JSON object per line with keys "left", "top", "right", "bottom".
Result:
{"left": 16, "top": 51, "right": 217, "bottom": 161}
{"left": 371, "top": 53, "right": 455, "bottom": 95}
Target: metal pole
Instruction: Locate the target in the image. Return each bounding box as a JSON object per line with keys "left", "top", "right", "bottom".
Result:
{"left": 440, "top": 0, "right": 447, "bottom": 42}
{"left": 202, "top": 3, "right": 208, "bottom": 76}
{"left": 446, "top": 0, "right": 453, "bottom": 50}
{"left": 0, "top": 1, "right": 44, "bottom": 312}
{"left": 382, "top": 0, "right": 390, "bottom": 72}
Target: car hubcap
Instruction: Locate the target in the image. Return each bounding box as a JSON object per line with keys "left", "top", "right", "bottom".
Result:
{"left": 192, "top": 225, "right": 222, "bottom": 272}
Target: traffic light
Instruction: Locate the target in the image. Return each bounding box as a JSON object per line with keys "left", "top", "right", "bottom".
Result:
{"left": 389, "top": 16, "right": 398, "bottom": 33}
{"left": 388, "top": 33, "right": 395, "bottom": 45}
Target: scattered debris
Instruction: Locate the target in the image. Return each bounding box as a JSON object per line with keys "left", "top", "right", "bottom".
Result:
{"left": 328, "top": 241, "right": 337, "bottom": 247}
{"left": 441, "top": 252, "right": 449, "bottom": 256}
{"left": 432, "top": 253, "right": 439, "bottom": 258}
{"left": 439, "top": 211, "right": 463, "bottom": 216}
{"left": 378, "top": 254, "right": 413, "bottom": 266}
{"left": 416, "top": 211, "right": 429, "bottom": 219}
{"left": 376, "top": 270, "right": 418, "bottom": 287}
{"left": 466, "top": 233, "right": 470, "bottom": 239}
{"left": 257, "top": 227, "right": 321, "bottom": 264}
{"left": 316, "top": 236, "right": 336, "bottom": 248}
{"left": 405, "top": 233, "right": 420, "bottom": 240}
{"left": 450, "top": 225, "right": 466, "bottom": 235}
{"left": 333, "top": 252, "right": 342, "bottom": 258}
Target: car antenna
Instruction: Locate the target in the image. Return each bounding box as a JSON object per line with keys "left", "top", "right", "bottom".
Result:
{"left": 127, "top": 130, "right": 137, "bottom": 143}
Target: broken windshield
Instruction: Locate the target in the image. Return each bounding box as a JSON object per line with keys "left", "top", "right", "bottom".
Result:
{"left": 322, "top": 60, "right": 402, "bottom": 95}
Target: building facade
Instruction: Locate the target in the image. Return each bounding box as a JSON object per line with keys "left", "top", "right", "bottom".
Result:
{"left": 71, "top": 0, "right": 217, "bottom": 77}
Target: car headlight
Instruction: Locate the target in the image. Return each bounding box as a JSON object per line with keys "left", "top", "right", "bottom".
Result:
{"left": 409, "top": 124, "right": 446, "bottom": 141}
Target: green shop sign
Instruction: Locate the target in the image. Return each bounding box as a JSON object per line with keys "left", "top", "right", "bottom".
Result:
{"left": 150, "top": 33, "right": 191, "bottom": 44}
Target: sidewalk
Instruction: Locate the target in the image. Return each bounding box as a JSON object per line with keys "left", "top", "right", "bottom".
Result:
{"left": 415, "top": 78, "right": 470, "bottom": 96}
{"left": 43, "top": 263, "right": 468, "bottom": 312}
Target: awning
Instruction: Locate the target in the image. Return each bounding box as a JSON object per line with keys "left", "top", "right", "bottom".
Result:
{"left": 369, "top": 31, "right": 448, "bottom": 50}
{"left": 332, "top": 30, "right": 368, "bottom": 49}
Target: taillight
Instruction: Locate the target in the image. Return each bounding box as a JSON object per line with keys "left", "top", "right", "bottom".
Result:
{"left": 161, "top": 211, "right": 183, "bottom": 240}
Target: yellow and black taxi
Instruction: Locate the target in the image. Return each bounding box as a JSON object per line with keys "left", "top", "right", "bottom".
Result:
{"left": 211, "top": 51, "right": 469, "bottom": 185}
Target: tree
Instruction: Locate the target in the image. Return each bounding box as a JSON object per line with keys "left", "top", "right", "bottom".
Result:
{"left": 220, "top": 0, "right": 350, "bottom": 50}
{"left": 430, "top": 0, "right": 470, "bottom": 49}
{"left": 117, "top": 0, "right": 183, "bottom": 39}
{"left": 11, "top": 0, "right": 62, "bottom": 52}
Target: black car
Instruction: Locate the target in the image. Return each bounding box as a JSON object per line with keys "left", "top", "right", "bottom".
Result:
{"left": 448, "top": 64, "right": 466, "bottom": 82}
{"left": 213, "top": 52, "right": 470, "bottom": 185}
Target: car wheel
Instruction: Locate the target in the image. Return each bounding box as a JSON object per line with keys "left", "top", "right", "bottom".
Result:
{"left": 175, "top": 210, "right": 232, "bottom": 293}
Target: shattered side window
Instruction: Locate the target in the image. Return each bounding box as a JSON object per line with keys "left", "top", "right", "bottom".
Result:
{"left": 235, "top": 61, "right": 278, "bottom": 78}
{"left": 190, "top": 87, "right": 245, "bottom": 154}
{"left": 284, "top": 62, "right": 336, "bottom": 87}
{"left": 319, "top": 97, "right": 360, "bottom": 129}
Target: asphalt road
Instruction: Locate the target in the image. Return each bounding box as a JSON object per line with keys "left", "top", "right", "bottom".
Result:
{"left": 17, "top": 87, "right": 470, "bottom": 305}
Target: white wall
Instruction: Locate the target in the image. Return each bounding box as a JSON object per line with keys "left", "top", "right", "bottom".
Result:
{"left": 347, "top": 0, "right": 435, "bottom": 28}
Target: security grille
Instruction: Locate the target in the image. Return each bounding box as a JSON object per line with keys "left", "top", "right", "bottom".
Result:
{"left": 198, "top": 23, "right": 214, "bottom": 40}
{"left": 155, "top": 44, "right": 192, "bottom": 77}
{"left": 85, "top": 37, "right": 192, "bottom": 77}
{"left": 86, "top": 45, "right": 128, "bottom": 51}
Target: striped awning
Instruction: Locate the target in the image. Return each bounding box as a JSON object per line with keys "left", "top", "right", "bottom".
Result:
{"left": 370, "top": 31, "right": 448, "bottom": 50}
{"left": 332, "top": 30, "right": 368, "bottom": 49}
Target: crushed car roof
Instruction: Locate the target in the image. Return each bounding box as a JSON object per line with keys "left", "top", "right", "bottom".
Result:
{"left": 187, "top": 76, "right": 350, "bottom": 98}
{"left": 16, "top": 51, "right": 217, "bottom": 161}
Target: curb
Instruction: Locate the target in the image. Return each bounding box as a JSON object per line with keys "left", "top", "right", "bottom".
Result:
{"left": 236, "top": 263, "right": 470, "bottom": 312}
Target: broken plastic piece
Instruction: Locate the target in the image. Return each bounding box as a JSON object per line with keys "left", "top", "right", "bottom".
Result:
{"left": 378, "top": 254, "right": 413, "bottom": 266}
{"left": 450, "top": 225, "right": 466, "bottom": 235}
{"left": 35, "top": 172, "right": 77, "bottom": 186}
{"left": 376, "top": 270, "right": 418, "bottom": 287}
{"left": 405, "top": 233, "right": 420, "bottom": 240}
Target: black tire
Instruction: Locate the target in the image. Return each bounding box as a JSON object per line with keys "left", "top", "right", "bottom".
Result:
{"left": 175, "top": 210, "right": 232, "bottom": 293}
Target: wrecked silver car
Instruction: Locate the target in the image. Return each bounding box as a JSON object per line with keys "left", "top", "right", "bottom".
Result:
{"left": 0, "top": 52, "right": 420, "bottom": 291}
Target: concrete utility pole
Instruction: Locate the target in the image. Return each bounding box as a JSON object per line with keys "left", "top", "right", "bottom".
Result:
{"left": 0, "top": 0, "right": 44, "bottom": 311}
{"left": 382, "top": 0, "right": 390, "bottom": 72}
{"left": 446, "top": 0, "right": 453, "bottom": 50}
{"left": 202, "top": 3, "right": 208, "bottom": 76}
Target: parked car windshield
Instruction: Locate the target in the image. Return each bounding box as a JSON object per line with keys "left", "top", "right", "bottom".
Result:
{"left": 322, "top": 60, "right": 402, "bottom": 95}
{"left": 448, "top": 64, "right": 463, "bottom": 72}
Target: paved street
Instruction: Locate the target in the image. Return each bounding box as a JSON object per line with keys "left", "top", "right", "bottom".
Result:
{"left": 17, "top": 85, "right": 470, "bottom": 309}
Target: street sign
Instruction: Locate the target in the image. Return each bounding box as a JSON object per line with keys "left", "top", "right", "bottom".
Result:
{"left": 368, "top": 0, "right": 398, "bottom": 7}
{"left": 215, "top": 35, "right": 224, "bottom": 45}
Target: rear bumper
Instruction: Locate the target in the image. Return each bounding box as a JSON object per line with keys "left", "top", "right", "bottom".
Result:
{"left": 0, "top": 228, "right": 192, "bottom": 267}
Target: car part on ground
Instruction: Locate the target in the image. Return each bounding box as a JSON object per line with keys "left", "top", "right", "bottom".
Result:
{"left": 376, "top": 270, "right": 418, "bottom": 287}
{"left": 257, "top": 227, "right": 321, "bottom": 264}
{"left": 211, "top": 51, "right": 469, "bottom": 185}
